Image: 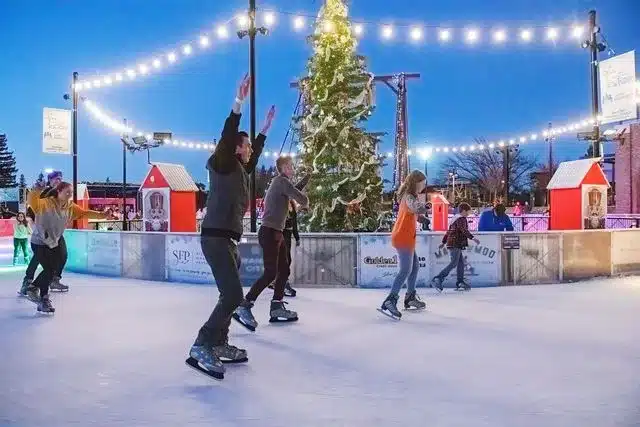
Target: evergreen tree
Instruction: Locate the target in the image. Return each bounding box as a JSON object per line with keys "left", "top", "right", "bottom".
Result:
{"left": 295, "top": 0, "right": 384, "bottom": 231}
{"left": 0, "top": 135, "right": 18, "bottom": 187}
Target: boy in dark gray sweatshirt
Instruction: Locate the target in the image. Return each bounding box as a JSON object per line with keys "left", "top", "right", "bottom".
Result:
{"left": 233, "top": 156, "right": 309, "bottom": 329}
{"left": 187, "top": 74, "right": 275, "bottom": 379}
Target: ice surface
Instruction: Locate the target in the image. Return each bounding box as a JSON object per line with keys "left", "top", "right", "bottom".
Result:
{"left": 1, "top": 273, "right": 639, "bottom": 427}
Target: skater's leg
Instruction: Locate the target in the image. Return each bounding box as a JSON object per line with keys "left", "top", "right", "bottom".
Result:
{"left": 13, "top": 238, "right": 20, "bottom": 264}
{"left": 405, "top": 251, "right": 420, "bottom": 294}
{"left": 456, "top": 252, "right": 465, "bottom": 284}
{"left": 435, "top": 248, "right": 462, "bottom": 280}
{"left": 198, "top": 237, "right": 244, "bottom": 346}
{"left": 271, "top": 236, "right": 290, "bottom": 301}
{"left": 388, "top": 248, "right": 413, "bottom": 297}
{"left": 245, "top": 227, "right": 281, "bottom": 302}
{"left": 20, "top": 239, "right": 29, "bottom": 261}
{"left": 57, "top": 235, "right": 67, "bottom": 277}
{"left": 24, "top": 244, "right": 40, "bottom": 282}
{"left": 32, "top": 245, "right": 59, "bottom": 297}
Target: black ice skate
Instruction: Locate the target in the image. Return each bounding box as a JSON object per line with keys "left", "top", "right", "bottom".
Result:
{"left": 232, "top": 300, "right": 258, "bottom": 332}
{"left": 404, "top": 290, "right": 427, "bottom": 310}
{"left": 37, "top": 295, "right": 55, "bottom": 314}
{"left": 378, "top": 294, "right": 402, "bottom": 320}
{"left": 26, "top": 285, "right": 40, "bottom": 304}
{"left": 269, "top": 300, "right": 298, "bottom": 323}
{"left": 284, "top": 283, "right": 297, "bottom": 298}
{"left": 185, "top": 345, "right": 225, "bottom": 380}
{"left": 49, "top": 277, "right": 69, "bottom": 292}
{"left": 431, "top": 277, "right": 444, "bottom": 293}
{"left": 213, "top": 342, "right": 248, "bottom": 364}
{"left": 455, "top": 280, "right": 471, "bottom": 291}
{"left": 17, "top": 279, "right": 32, "bottom": 297}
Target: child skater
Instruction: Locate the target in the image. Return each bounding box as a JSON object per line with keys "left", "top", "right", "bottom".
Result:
{"left": 379, "top": 170, "right": 429, "bottom": 319}
{"left": 26, "top": 181, "right": 108, "bottom": 313}
{"left": 13, "top": 212, "right": 31, "bottom": 265}
{"left": 431, "top": 202, "right": 479, "bottom": 292}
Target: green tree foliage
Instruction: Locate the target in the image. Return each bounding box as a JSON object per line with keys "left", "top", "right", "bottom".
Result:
{"left": 0, "top": 135, "right": 18, "bottom": 187}
{"left": 294, "top": 0, "right": 385, "bottom": 231}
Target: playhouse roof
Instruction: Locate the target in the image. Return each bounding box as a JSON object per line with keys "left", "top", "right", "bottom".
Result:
{"left": 147, "top": 162, "right": 199, "bottom": 192}
{"left": 430, "top": 193, "right": 449, "bottom": 204}
{"left": 547, "top": 158, "right": 609, "bottom": 190}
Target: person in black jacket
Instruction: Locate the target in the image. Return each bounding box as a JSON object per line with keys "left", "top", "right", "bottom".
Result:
{"left": 18, "top": 170, "right": 68, "bottom": 297}
{"left": 186, "top": 74, "right": 276, "bottom": 379}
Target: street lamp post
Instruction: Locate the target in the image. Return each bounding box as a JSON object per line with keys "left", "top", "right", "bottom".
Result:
{"left": 122, "top": 119, "right": 128, "bottom": 231}
{"left": 237, "top": 0, "right": 268, "bottom": 232}
{"left": 448, "top": 170, "right": 458, "bottom": 204}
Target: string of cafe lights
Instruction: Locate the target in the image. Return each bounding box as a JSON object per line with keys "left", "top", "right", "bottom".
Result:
{"left": 84, "top": 97, "right": 605, "bottom": 161}
{"left": 262, "top": 8, "right": 589, "bottom": 47}
{"left": 74, "top": 9, "right": 588, "bottom": 93}
{"left": 82, "top": 98, "right": 297, "bottom": 157}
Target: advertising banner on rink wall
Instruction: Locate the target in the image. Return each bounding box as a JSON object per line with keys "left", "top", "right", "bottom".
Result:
{"left": 165, "top": 234, "right": 264, "bottom": 285}
{"left": 358, "top": 234, "right": 431, "bottom": 288}
{"left": 87, "top": 232, "right": 122, "bottom": 276}
{"left": 430, "top": 233, "right": 501, "bottom": 287}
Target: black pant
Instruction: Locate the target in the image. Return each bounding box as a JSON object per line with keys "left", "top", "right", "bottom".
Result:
{"left": 246, "top": 226, "right": 289, "bottom": 302}
{"left": 25, "top": 235, "right": 67, "bottom": 281}
{"left": 198, "top": 236, "right": 244, "bottom": 346}
{"left": 282, "top": 229, "right": 293, "bottom": 270}
{"left": 32, "top": 243, "right": 65, "bottom": 297}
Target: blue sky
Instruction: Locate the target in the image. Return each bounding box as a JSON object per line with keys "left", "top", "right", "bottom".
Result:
{"left": 1, "top": 0, "right": 638, "bottom": 187}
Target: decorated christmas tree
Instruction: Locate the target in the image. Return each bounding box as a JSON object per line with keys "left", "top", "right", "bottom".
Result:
{"left": 294, "top": 0, "right": 385, "bottom": 232}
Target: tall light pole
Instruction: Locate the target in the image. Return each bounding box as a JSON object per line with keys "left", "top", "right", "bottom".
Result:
{"left": 122, "top": 118, "right": 128, "bottom": 231}
{"left": 62, "top": 73, "right": 80, "bottom": 228}
{"left": 238, "top": 1, "right": 268, "bottom": 232}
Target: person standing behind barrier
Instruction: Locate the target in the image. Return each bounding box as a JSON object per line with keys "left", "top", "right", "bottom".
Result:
{"left": 26, "top": 181, "right": 108, "bottom": 313}
{"left": 378, "top": 170, "right": 429, "bottom": 319}
{"left": 234, "top": 156, "right": 309, "bottom": 330}
{"left": 431, "top": 202, "right": 479, "bottom": 292}
{"left": 188, "top": 74, "right": 275, "bottom": 380}
{"left": 18, "top": 170, "right": 68, "bottom": 297}
{"left": 13, "top": 212, "right": 31, "bottom": 265}
{"left": 477, "top": 203, "right": 514, "bottom": 232}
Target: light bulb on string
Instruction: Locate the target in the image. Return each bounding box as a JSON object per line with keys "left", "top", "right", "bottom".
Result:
{"left": 182, "top": 44, "right": 193, "bottom": 55}
{"left": 152, "top": 58, "right": 162, "bottom": 68}
{"left": 546, "top": 27, "right": 558, "bottom": 41}
{"left": 93, "top": 79, "right": 101, "bottom": 88}
{"left": 409, "top": 26, "right": 423, "bottom": 41}
{"left": 104, "top": 77, "right": 113, "bottom": 85}
{"left": 293, "top": 16, "right": 305, "bottom": 30}
{"left": 520, "top": 29, "right": 533, "bottom": 42}
{"left": 236, "top": 14, "right": 249, "bottom": 29}
{"left": 200, "top": 36, "right": 210, "bottom": 47}
{"left": 263, "top": 12, "right": 275, "bottom": 26}
{"left": 438, "top": 29, "right": 451, "bottom": 42}
{"left": 353, "top": 23, "right": 364, "bottom": 36}
{"left": 381, "top": 25, "right": 394, "bottom": 39}
{"left": 216, "top": 26, "right": 229, "bottom": 38}
{"left": 167, "top": 52, "right": 177, "bottom": 63}
{"left": 138, "top": 64, "right": 149, "bottom": 75}
{"left": 572, "top": 25, "right": 584, "bottom": 39}
{"left": 126, "top": 69, "right": 136, "bottom": 79}
{"left": 493, "top": 29, "right": 506, "bottom": 43}
{"left": 115, "top": 73, "right": 123, "bottom": 81}
{"left": 465, "top": 29, "right": 479, "bottom": 44}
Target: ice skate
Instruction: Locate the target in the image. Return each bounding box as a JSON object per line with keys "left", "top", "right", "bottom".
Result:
{"left": 284, "top": 282, "right": 297, "bottom": 298}
{"left": 431, "top": 277, "right": 444, "bottom": 293}
{"left": 269, "top": 300, "right": 298, "bottom": 323}
{"left": 17, "top": 279, "right": 32, "bottom": 297}
{"left": 37, "top": 295, "right": 55, "bottom": 314}
{"left": 378, "top": 294, "right": 402, "bottom": 320}
{"left": 404, "top": 290, "right": 427, "bottom": 310}
{"left": 49, "top": 277, "right": 69, "bottom": 292}
{"left": 26, "top": 285, "right": 40, "bottom": 303}
{"left": 185, "top": 344, "right": 225, "bottom": 380}
{"left": 455, "top": 280, "right": 471, "bottom": 291}
{"left": 213, "top": 342, "right": 248, "bottom": 364}
{"left": 232, "top": 300, "right": 258, "bottom": 332}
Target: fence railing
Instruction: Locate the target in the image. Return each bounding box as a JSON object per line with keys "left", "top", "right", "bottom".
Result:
{"left": 62, "top": 228, "right": 640, "bottom": 289}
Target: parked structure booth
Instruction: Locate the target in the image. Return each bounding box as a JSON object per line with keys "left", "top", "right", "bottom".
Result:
{"left": 547, "top": 158, "right": 610, "bottom": 230}
{"left": 430, "top": 193, "right": 450, "bottom": 231}
{"left": 140, "top": 163, "right": 198, "bottom": 232}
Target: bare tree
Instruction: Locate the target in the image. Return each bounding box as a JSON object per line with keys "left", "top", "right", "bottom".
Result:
{"left": 439, "top": 137, "right": 539, "bottom": 203}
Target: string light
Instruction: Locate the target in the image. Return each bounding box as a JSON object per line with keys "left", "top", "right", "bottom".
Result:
{"left": 438, "top": 29, "right": 451, "bottom": 41}
{"left": 465, "top": 28, "right": 479, "bottom": 43}
{"left": 236, "top": 14, "right": 249, "bottom": 29}
{"left": 293, "top": 16, "right": 305, "bottom": 30}
{"left": 547, "top": 27, "right": 558, "bottom": 41}
{"left": 353, "top": 23, "right": 364, "bottom": 36}
{"left": 381, "top": 25, "right": 394, "bottom": 39}
{"left": 572, "top": 25, "right": 584, "bottom": 39}
{"left": 493, "top": 29, "right": 507, "bottom": 43}
{"left": 82, "top": 99, "right": 216, "bottom": 151}
{"left": 520, "top": 29, "right": 533, "bottom": 41}
{"left": 409, "top": 26, "right": 423, "bottom": 41}
{"left": 263, "top": 12, "right": 275, "bottom": 26}
{"left": 199, "top": 36, "right": 210, "bottom": 47}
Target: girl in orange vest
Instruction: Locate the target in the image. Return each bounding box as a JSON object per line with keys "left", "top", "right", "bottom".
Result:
{"left": 379, "top": 170, "right": 428, "bottom": 319}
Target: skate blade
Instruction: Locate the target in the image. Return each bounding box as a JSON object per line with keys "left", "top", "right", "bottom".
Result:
{"left": 403, "top": 306, "right": 427, "bottom": 311}
{"left": 232, "top": 313, "right": 256, "bottom": 332}
{"left": 185, "top": 357, "right": 224, "bottom": 380}
{"left": 269, "top": 316, "right": 298, "bottom": 323}
{"left": 221, "top": 356, "right": 249, "bottom": 364}
{"left": 377, "top": 308, "right": 401, "bottom": 320}
{"left": 50, "top": 289, "right": 69, "bottom": 293}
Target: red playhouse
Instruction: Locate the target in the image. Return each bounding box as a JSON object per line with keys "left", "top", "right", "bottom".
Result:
{"left": 140, "top": 162, "right": 198, "bottom": 232}
{"left": 547, "top": 158, "right": 610, "bottom": 230}
{"left": 430, "top": 193, "right": 450, "bottom": 231}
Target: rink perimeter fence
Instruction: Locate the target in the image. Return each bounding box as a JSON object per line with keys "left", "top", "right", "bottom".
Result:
{"left": 46, "top": 228, "right": 640, "bottom": 289}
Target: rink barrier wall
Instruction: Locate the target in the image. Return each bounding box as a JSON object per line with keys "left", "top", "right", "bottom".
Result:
{"left": 61, "top": 229, "right": 640, "bottom": 288}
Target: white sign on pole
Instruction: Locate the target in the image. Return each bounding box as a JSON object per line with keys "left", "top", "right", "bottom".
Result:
{"left": 599, "top": 50, "right": 637, "bottom": 125}
{"left": 42, "top": 107, "right": 72, "bottom": 154}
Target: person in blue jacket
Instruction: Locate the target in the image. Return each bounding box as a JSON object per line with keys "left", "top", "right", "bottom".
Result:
{"left": 477, "top": 203, "right": 514, "bottom": 232}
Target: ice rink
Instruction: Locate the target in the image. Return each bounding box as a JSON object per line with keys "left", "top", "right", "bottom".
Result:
{"left": 1, "top": 272, "right": 639, "bottom": 427}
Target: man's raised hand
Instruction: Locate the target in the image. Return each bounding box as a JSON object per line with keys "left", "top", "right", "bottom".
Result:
{"left": 261, "top": 105, "right": 276, "bottom": 135}
{"left": 236, "top": 73, "right": 251, "bottom": 103}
